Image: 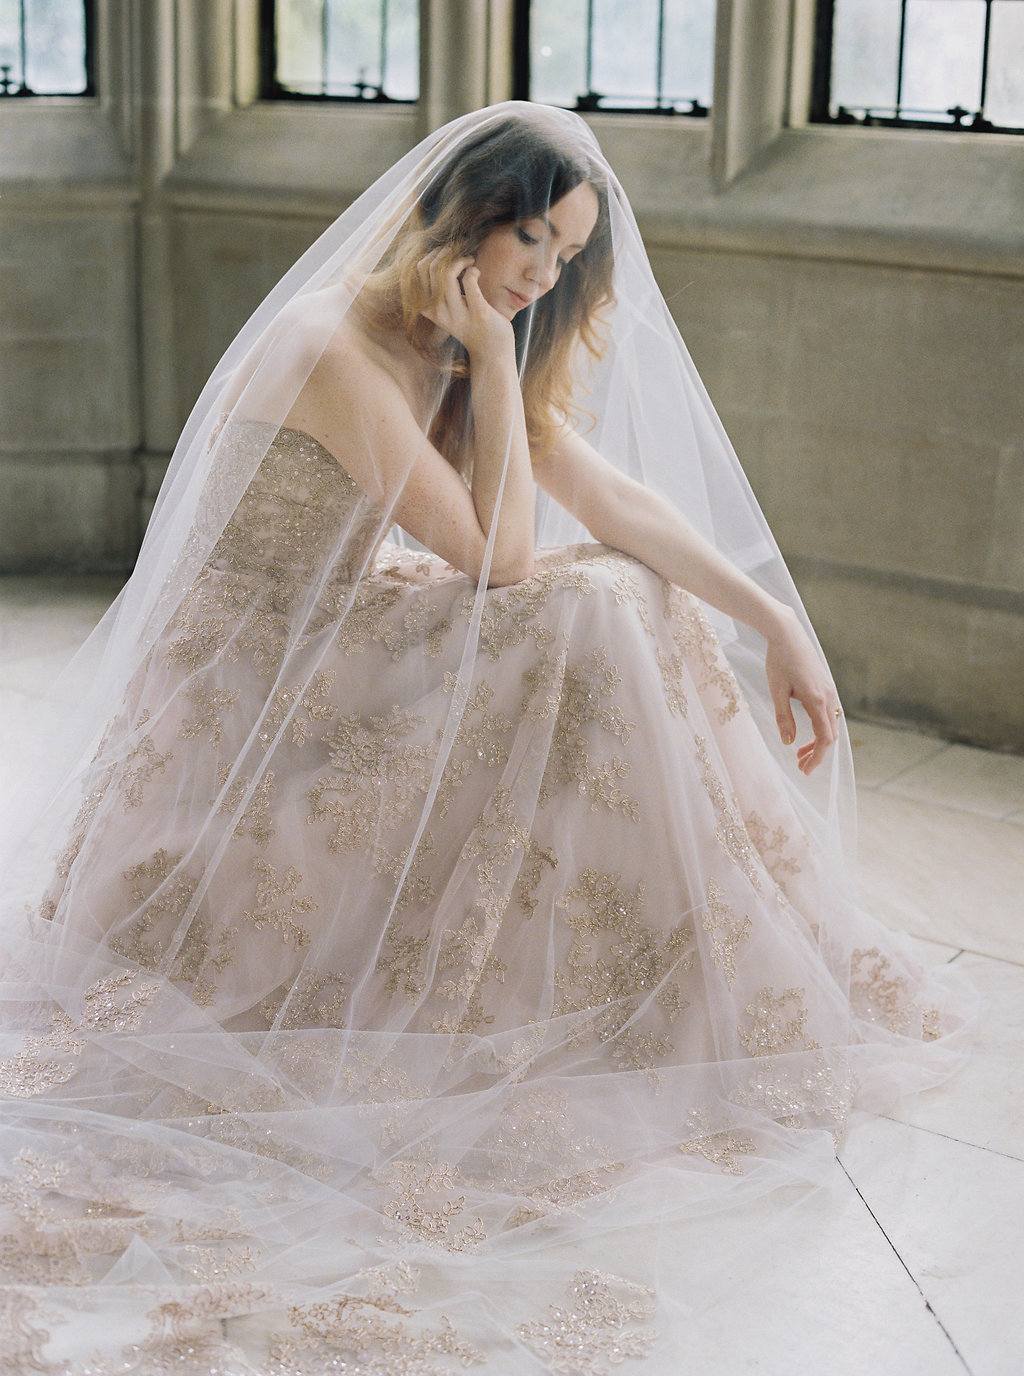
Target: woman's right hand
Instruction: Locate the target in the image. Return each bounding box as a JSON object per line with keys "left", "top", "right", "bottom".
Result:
{"left": 419, "top": 254, "right": 514, "bottom": 361}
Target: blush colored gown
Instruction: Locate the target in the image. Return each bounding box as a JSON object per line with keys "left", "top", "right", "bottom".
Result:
{"left": 0, "top": 423, "right": 967, "bottom": 1373}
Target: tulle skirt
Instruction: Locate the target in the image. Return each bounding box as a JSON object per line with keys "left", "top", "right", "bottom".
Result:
{"left": 0, "top": 540, "right": 971, "bottom": 1373}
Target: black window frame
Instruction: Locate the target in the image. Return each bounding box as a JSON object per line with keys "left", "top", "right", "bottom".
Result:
{"left": 513, "top": 0, "right": 711, "bottom": 118}
{"left": 0, "top": 0, "right": 97, "bottom": 98}
{"left": 259, "top": 0, "right": 418, "bottom": 104}
{"left": 811, "top": 0, "right": 1024, "bottom": 135}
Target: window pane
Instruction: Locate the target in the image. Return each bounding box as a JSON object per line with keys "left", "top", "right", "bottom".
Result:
{"left": 903, "top": 0, "right": 985, "bottom": 116}
{"left": 530, "top": 0, "right": 588, "bottom": 107}
{"left": 529, "top": 0, "right": 713, "bottom": 110}
{"left": 381, "top": 0, "right": 416, "bottom": 101}
{"left": 0, "top": 0, "right": 87, "bottom": 94}
{"left": 591, "top": 0, "right": 661, "bottom": 103}
{"left": 662, "top": 0, "right": 715, "bottom": 107}
{"left": 831, "top": 0, "right": 901, "bottom": 111}
{"left": 987, "top": 1, "right": 1024, "bottom": 126}
{"left": 274, "top": 0, "right": 418, "bottom": 100}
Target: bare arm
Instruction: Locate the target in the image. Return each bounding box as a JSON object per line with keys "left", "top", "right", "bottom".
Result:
{"left": 534, "top": 429, "right": 842, "bottom": 774}
{"left": 283, "top": 259, "right": 536, "bottom": 587}
{"left": 420, "top": 255, "right": 535, "bottom": 583}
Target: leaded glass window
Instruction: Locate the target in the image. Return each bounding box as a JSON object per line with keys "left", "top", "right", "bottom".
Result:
{"left": 812, "top": 0, "right": 1024, "bottom": 132}
{"left": 0, "top": 0, "right": 93, "bottom": 96}
{"left": 522, "top": 0, "right": 714, "bottom": 116}
{"left": 263, "top": 0, "right": 418, "bottom": 102}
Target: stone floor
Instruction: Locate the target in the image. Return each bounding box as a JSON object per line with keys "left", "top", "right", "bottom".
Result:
{"left": 1, "top": 574, "right": 1023, "bottom": 1374}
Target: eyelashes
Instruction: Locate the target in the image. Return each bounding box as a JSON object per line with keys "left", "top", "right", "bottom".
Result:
{"left": 516, "top": 225, "right": 568, "bottom": 272}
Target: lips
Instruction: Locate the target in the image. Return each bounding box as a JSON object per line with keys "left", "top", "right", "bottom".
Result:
{"left": 506, "top": 289, "right": 533, "bottom": 310}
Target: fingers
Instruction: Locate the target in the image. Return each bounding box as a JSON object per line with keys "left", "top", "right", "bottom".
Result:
{"left": 458, "top": 264, "right": 482, "bottom": 299}
{"left": 771, "top": 684, "right": 797, "bottom": 748}
{"left": 796, "top": 692, "right": 841, "bottom": 775}
{"left": 418, "top": 253, "right": 478, "bottom": 332}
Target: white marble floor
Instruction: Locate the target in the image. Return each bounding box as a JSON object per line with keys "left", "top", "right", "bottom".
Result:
{"left": 1, "top": 575, "right": 1023, "bottom": 1375}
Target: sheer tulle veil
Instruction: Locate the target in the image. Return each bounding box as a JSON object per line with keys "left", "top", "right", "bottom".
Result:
{"left": 0, "top": 102, "right": 970, "bottom": 1373}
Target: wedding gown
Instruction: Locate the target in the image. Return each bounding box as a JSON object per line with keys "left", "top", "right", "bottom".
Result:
{"left": 0, "top": 102, "right": 971, "bottom": 1373}
{"left": 0, "top": 422, "right": 967, "bottom": 1373}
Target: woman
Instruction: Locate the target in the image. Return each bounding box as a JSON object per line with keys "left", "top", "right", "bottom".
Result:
{"left": 0, "top": 104, "right": 968, "bottom": 1373}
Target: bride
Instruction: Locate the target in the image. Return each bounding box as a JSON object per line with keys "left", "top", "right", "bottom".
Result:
{"left": 0, "top": 103, "right": 969, "bottom": 1373}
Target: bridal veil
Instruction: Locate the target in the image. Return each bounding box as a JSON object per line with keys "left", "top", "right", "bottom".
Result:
{"left": 0, "top": 102, "right": 970, "bottom": 1373}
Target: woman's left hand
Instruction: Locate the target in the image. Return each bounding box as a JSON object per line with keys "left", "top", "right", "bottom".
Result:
{"left": 763, "top": 607, "right": 842, "bottom": 775}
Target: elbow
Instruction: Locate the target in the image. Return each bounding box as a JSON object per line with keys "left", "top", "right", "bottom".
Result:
{"left": 484, "top": 551, "right": 535, "bottom": 588}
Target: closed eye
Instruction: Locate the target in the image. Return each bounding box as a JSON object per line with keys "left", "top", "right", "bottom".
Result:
{"left": 517, "top": 224, "right": 568, "bottom": 272}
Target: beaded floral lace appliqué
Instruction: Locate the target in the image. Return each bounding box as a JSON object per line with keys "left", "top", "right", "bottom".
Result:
{"left": 517, "top": 1269, "right": 657, "bottom": 1376}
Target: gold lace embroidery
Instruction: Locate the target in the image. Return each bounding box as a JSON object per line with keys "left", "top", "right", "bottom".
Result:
{"left": 51, "top": 763, "right": 115, "bottom": 882}
{"left": 850, "top": 947, "right": 941, "bottom": 1039}
{"left": 377, "top": 1160, "right": 486, "bottom": 1253}
{"left": 135, "top": 1281, "right": 278, "bottom": 1366}
{"left": 117, "top": 850, "right": 235, "bottom": 1005}
{"left": 258, "top": 669, "right": 337, "bottom": 749}
{"left": 434, "top": 674, "right": 512, "bottom": 817}
{"left": 555, "top": 867, "right": 693, "bottom": 1069}
{"left": 702, "top": 879, "right": 752, "bottom": 988}
{"left": 574, "top": 544, "right": 658, "bottom": 635}
{"left": 0, "top": 1148, "right": 145, "bottom": 1288}
{"left": 308, "top": 706, "right": 433, "bottom": 852}
{"left": 0, "top": 1289, "right": 52, "bottom": 1368}
{"left": 428, "top": 788, "right": 527, "bottom": 1031}
{"left": 476, "top": 1087, "right": 624, "bottom": 1215}
{"left": 471, "top": 559, "right": 591, "bottom": 660}
{"left": 524, "top": 647, "right": 639, "bottom": 819}
{"left": 0, "top": 971, "right": 160, "bottom": 1098}
{"left": 209, "top": 425, "right": 382, "bottom": 586}
{"left": 738, "top": 986, "right": 809, "bottom": 1056}
{"left": 736, "top": 984, "right": 858, "bottom": 1129}
{"left": 184, "top": 1242, "right": 261, "bottom": 1281}
{"left": 121, "top": 712, "right": 173, "bottom": 811}
{"left": 737, "top": 1051, "right": 858, "bottom": 1131}
{"left": 696, "top": 736, "right": 763, "bottom": 891}
{"left": 163, "top": 593, "right": 239, "bottom": 675}
{"left": 178, "top": 680, "right": 241, "bottom": 747}
{"left": 517, "top": 1269, "right": 657, "bottom": 1374}
{"left": 663, "top": 583, "right": 741, "bottom": 723}
{"left": 263, "top": 969, "right": 351, "bottom": 1029}
{"left": 745, "top": 810, "right": 802, "bottom": 892}
{"left": 215, "top": 766, "right": 277, "bottom": 849}
{"left": 680, "top": 1107, "right": 757, "bottom": 1174}
{"left": 243, "top": 857, "right": 316, "bottom": 947}
{"left": 269, "top": 1261, "right": 485, "bottom": 1372}
{"left": 332, "top": 575, "right": 454, "bottom": 660}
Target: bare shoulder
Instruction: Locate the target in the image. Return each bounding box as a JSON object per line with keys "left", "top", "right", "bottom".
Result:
{"left": 284, "top": 312, "right": 431, "bottom": 503}
{"left": 312, "top": 313, "right": 405, "bottom": 404}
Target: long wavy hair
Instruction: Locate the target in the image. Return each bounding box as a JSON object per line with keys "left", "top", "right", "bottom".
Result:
{"left": 358, "top": 114, "right": 615, "bottom": 468}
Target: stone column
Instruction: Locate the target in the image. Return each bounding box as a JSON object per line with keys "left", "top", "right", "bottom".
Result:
{"left": 418, "top": 0, "right": 492, "bottom": 136}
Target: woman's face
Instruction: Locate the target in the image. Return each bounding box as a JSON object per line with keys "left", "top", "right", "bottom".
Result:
{"left": 471, "top": 181, "right": 601, "bottom": 320}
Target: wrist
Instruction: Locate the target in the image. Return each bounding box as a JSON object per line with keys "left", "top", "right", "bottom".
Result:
{"left": 466, "top": 330, "right": 516, "bottom": 370}
{"left": 750, "top": 596, "right": 797, "bottom": 643}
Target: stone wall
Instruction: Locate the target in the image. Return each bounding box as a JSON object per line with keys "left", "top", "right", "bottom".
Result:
{"left": 1, "top": 0, "right": 1021, "bottom": 748}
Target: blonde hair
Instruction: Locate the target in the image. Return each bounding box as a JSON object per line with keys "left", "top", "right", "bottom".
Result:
{"left": 358, "top": 115, "right": 615, "bottom": 469}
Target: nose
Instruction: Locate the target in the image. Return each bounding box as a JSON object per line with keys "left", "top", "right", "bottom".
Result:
{"left": 527, "top": 246, "right": 559, "bottom": 294}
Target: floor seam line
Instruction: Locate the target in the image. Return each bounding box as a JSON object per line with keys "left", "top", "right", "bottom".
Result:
{"left": 837, "top": 1159, "right": 974, "bottom": 1375}
{"left": 879, "top": 1115, "right": 1024, "bottom": 1164}
{"left": 869, "top": 785, "right": 1024, "bottom": 826}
